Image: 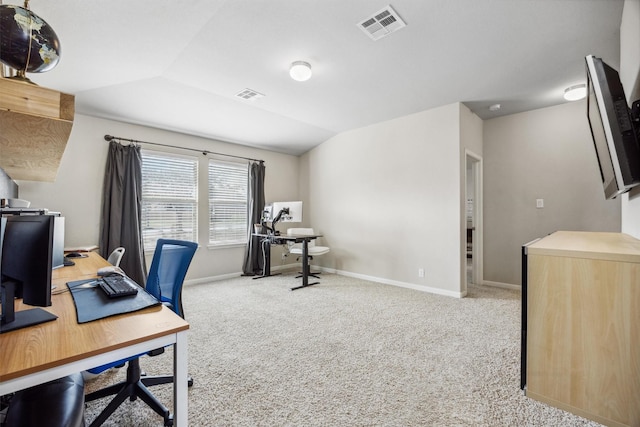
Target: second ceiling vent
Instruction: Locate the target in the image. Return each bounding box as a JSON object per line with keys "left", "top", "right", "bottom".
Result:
{"left": 235, "top": 88, "right": 265, "bottom": 101}
{"left": 358, "top": 5, "right": 406, "bottom": 41}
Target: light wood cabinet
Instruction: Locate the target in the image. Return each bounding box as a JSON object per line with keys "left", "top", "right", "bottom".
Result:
{"left": 524, "top": 231, "right": 640, "bottom": 427}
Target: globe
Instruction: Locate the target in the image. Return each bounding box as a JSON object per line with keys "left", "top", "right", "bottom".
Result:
{"left": 0, "top": 4, "right": 60, "bottom": 73}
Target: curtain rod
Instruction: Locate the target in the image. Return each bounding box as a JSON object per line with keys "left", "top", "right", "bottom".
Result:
{"left": 104, "top": 135, "right": 264, "bottom": 163}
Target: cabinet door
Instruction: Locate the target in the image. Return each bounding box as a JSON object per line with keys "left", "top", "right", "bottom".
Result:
{"left": 527, "top": 254, "right": 640, "bottom": 426}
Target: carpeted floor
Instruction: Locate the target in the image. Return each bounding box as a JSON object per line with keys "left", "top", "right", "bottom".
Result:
{"left": 84, "top": 272, "right": 602, "bottom": 426}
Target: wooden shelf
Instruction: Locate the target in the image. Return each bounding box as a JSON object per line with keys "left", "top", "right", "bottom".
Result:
{"left": 0, "top": 78, "right": 74, "bottom": 182}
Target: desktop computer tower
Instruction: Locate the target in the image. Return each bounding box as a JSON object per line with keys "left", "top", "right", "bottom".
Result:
{"left": 52, "top": 215, "right": 65, "bottom": 270}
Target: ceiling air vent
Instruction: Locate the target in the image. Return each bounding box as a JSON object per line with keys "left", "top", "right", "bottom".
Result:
{"left": 235, "top": 88, "right": 265, "bottom": 101}
{"left": 357, "top": 5, "right": 406, "bottom": 41}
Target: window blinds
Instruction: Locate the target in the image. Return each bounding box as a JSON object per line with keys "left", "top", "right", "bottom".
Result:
{"left": 208, "top": 160, "right": 248, "bottom": 245}
{"left": 141, "top": 151, "right": 198, "bottom": 250}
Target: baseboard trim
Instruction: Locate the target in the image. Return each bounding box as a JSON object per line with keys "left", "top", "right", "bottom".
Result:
{"left": 185, "top": 272, "right": 241, "bottom": 286}
{"left": 186, "top": 265, "right": 470, "bottom": 298}
{"left": 325, "top": 268, "right": 464, "bottom": 298}
{"left": 184, "top": 264, "right": 298, "bottom": 286}
{"left": 481, "top": 280, "right": 520, "bottom": 290}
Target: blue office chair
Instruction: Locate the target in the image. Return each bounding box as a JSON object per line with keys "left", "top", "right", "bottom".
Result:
{"left": 85, "top": 239, "right": 197, "bottom": 427}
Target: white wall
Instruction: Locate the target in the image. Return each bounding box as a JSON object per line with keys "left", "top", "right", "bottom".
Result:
{"left": 481, "top": 0, "right": 637, "bottom": 286}
{"left": 17, "top": 114, "right": 300, "bottom": 281}
{"left": 300, "top": 103, "right": 467, "bottom": 296}
{"left": 460, "top": 104, "right": 483, "bottom": 156}
{"left": 483, "top": 101, "right": 621, "bottom": 286}
{"left": 620, "top": 0, "right": 640, "bottom": 237}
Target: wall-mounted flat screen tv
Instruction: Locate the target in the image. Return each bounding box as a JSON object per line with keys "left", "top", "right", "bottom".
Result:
{"left": 585, "top": 54, "right": 640, "bottom": 199}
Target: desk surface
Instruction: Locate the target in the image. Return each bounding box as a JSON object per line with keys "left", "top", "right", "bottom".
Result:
{"left": 0, "top": 252, "right": 189, "bottom": 382}
{"left": 253, "top": 232, "right": 321, "bottom": 240}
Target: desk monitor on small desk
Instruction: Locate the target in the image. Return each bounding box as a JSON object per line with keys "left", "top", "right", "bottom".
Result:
{"left": 261, "top": 201, "right": 302, "bottom": 235}
{"left": 0, "top": 216, "right": 58, "bottom": 334}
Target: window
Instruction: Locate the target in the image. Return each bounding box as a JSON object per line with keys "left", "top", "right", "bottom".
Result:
{"left": 141, "top": 151, "right": 198, "bottom": 251}
{"left": 208, "top": 160, "right": 248, "bottom": 246}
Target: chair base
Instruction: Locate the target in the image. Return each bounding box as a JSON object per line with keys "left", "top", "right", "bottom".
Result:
{"left": 295, "top": 270, "right": 321, "bottom": 280}
{"left": 85, "top": 359, "right": 193, "bottom": 427}
{"left": 290, "top": 281, "right": 320, "bottom": 291}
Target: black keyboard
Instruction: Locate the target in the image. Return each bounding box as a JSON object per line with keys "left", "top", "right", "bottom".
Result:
{"left": 98, "top": 275, "right": 139, "bottom": 298}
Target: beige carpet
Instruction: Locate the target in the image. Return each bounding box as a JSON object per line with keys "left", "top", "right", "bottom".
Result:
{"left": 84, "top": 272, "right": 602, "bottom": 426}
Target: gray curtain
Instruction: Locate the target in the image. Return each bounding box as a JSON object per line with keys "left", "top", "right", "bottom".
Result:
{"left": 242, "top": 161, "right": 266, "bottom": 275}
{"left": 99, "top": 141, "right": 147, "bottom": 286}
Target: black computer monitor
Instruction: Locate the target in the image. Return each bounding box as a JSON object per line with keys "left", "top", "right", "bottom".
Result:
{"left": 0, "top": 215, "right": 58, "bottom": 334}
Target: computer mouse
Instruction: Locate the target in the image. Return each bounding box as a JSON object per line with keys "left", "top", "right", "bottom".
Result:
{"left": 66, "top": 252, "right": 83, "bottom": 258}
{"left": 97, "top": 266, "right": 125, "bottom": 276}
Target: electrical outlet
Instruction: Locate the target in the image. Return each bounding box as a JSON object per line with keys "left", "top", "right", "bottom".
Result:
{"left": 418, "top": 268, "right": 425, "bottom": 278}
{"left": 536, "top": 199, "right": 544, "bottom": 209}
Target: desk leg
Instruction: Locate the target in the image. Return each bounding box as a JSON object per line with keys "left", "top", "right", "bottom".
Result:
{"left": 173, "top": 330, "right": 188, "bottom": 426}
{"left": 290, "top": 238, "right": 319, "bottom": 291}
{"left": 253, "top": 239, "right": 281, "bottom": 280}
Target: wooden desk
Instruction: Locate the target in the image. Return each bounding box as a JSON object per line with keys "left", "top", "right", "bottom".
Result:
{"left": 0, "top": 252, "right": 190, "bottom": 426}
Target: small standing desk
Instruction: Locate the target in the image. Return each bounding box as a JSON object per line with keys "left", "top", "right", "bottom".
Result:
{"left": 0, "top": 252, "right": 190, "bottom": 426}
{"left": 252, "top": 232, "right": 322, "bottom": 291}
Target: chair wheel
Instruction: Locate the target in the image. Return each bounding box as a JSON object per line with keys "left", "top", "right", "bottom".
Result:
{"left": 165, "top": 414, "right": 174, "bottom": 427}
{"left": 188, "top": 377, "right": 194, "bottom": 387}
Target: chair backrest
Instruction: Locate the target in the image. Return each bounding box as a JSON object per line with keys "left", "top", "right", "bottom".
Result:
{"left": 107, "top": 247, "right": 125, "bottom": 267}
{"left": 145, "top": 239, "right": 198, "bottom": 318}
{"left": 287, "top": 228, "right": 316, "bottom": 250}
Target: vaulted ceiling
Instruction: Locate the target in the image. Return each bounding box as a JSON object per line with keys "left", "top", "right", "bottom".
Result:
{"left": 8, "top": 0, "right": 625, "bottom": 155}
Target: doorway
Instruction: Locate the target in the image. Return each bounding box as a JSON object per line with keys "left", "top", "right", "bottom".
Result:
{"left": 465, "top": 150, "right": 483, "bottom": 291}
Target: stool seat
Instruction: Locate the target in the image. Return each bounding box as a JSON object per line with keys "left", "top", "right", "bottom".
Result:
{"left": 5, "top": 372, "right": 85, "bottom": 427}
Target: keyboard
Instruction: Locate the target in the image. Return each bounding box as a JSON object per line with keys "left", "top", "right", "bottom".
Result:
{"left": 98, "top": 275, "right": 139, "bottom": 298}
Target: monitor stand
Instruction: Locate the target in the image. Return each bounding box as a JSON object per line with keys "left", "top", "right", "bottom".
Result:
{"left": 0, "top": 280, "right": 57, "bottom": 334}
{"left": 0, "top": 308, "right": 58, "bottom": 334}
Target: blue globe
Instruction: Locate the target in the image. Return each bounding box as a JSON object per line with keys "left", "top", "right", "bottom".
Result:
{"left": 0, "top": 5, "right": 60, "bottom": 73}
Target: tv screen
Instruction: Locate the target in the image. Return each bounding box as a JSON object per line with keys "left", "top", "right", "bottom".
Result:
{"left": 585, "top": 55, "right": 640, "bottom": 199}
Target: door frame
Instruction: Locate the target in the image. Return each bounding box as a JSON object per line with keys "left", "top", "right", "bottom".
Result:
{"left": 465, "top": 150, "right": 483, "bottom": 290}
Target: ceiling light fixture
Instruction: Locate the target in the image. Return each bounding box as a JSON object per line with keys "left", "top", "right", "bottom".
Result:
{"left": 488, "top": 103, "right": 501, "bottom": 112}
{"left": 563, "top": 84, "right": 587, "bottom": 101}
{"left": 289, "top": 61, "right": 312, "bottom": 82}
